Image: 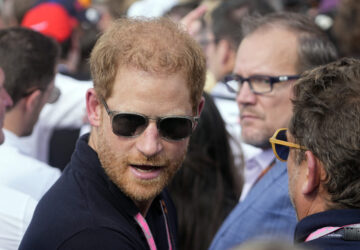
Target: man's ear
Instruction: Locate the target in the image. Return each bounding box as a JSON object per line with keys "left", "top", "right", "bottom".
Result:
{"left": 24, "top": 90, "right": 42, "bottom": 112}
{"left": 86, "top": 88, "right": 101, "bottom": 127}
{"left": 197, "top": 96, "right": 205, "bottom": 116}
{"left": 302, "top": 151, "right": 321, "bottom": 195}
{"left": 217, "top": 39, "right": 228, "bottom": 63}
{"left": 218, "top": 40, "right": 230, "bottom": 63}
{"left": 218, "top": 40, "right": 235, "bottom": 72}
{"left": 0, "top": 68, "right": 4, "bottom": 83}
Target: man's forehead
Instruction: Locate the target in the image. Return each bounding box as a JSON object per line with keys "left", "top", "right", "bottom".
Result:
{"left": 109, "top": 67, "right": 192, "bottom": 113}
{"left": 234, "top": 27, "right": 299, "bottom": 76}
{"left": 114, "top": 66, "right": 188, "bottom": 84}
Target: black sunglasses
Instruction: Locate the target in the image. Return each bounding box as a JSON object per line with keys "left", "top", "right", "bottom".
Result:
{"left": 100, "top": 97, "right": 199, "bottom": 141}
{"left": 269, "top": 128, "right": 307, "bottom": 161}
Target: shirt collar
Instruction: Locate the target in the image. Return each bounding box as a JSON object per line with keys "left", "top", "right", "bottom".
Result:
{"left": 2, "top": 129, "right": 24, "bottom": 151}
{"left": 246, "top": 148, "right": 275, "bottom": 171}
{"left": 295, "top": 209, "right": 360, "bottom": 243}
{"left": 72, "top": 133, "right": 166, "bottom": 218}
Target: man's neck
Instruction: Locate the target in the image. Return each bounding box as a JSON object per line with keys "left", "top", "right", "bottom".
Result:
{"left": 134, "top": 198, "right": 154, "bottom": 217}
{"left": 298, "top": 186, "right": 330, "bottom": 221}
{"left": 4, "top": 108, "right": 25, "bottom": 137}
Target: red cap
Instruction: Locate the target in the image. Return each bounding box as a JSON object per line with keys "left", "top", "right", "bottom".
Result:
{"left": 21, "top": 3, "right": 78, "bottom": 43}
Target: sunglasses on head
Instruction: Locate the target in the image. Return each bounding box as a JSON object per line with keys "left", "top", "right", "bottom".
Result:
{"left": 269, "top": 128, "right": 307, "bottom": 161}
{"left": 100, "top": 97, "right": 199, "bottom": 141}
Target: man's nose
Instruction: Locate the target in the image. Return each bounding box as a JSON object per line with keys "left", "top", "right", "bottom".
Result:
{"left": 236, "top": 81, "right": 256, "bottom": 106}
{"left": 135, "top": 122, "right": 163, "bottom": 158}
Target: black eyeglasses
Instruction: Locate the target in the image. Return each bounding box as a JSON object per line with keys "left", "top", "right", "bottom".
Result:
{"left": 269, "top": 128, "right": 307, "bottom": 161}
{"left": 100, "top": 97, "right": 199, "bottom": 141}
{"left": 223, "top": 74, "right": 300, "bottom": 94}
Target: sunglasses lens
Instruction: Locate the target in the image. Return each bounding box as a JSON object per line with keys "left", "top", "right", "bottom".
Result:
{"left": 159, "top": 117, "right": 193, "bottom": 140}
{"left": 275, "top": 129, "right": 289, "bottom": 161}
{"left": 112, "top": 113, "right": 147, "bottom": 137}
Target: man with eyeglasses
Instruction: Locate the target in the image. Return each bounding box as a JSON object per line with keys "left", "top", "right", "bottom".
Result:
{"left": 20, "top": 17, "right": 206, "bottom": 249}
{"left": 207, "top": 0, "right": 273, "bottom": 166}
{"left": 0, "top": 27, "right": 61, "bottom": 201}
{"left": 269, "top": 57, "right": 360, "bottom": 249}
{"left": 210, "top": 12, "right": 337, "bottom": 249}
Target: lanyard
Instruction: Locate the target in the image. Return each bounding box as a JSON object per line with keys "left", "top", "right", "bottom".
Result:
{"left": 305, "top": 223, "right": 360, "bottom": 242}
{"left": 253, "top": 158, "right": 276, "bottom": 186}
{"left": 134, "top": 213, "right": 157, "bottom": 250}
{"left": 134, "top": 200, "right": 173, "bottom": 250}
{"left": 160, "top": 200, "right": 173, "bottom": 250}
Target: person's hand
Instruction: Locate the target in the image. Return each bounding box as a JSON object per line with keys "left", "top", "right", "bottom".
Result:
{"left": 180, "top": 5, "right": 207, "bottom": 36}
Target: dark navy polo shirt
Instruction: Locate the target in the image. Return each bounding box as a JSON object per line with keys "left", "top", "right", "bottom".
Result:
{"left": 295, "top": 209, "right": 360, "bottom": 250}
{"left": 19, "top": 134, "right": 177, "bottom": 250}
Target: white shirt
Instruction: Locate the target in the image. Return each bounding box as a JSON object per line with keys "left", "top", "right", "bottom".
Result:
{"left": 0, "top": 186, "right": 37, "bottom": 250}
{"left": 0, "top": 130, "right": 61, "bottom": 201}
{"left": 240, "top": 149, "right": 275, "bottom": 201}
{"left": 19, "top": 73, "right": 92, "bottom": 163}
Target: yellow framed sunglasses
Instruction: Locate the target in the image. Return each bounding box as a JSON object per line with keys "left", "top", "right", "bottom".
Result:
{"left": 269, "top": 128, "right": 307, "bottom": 161}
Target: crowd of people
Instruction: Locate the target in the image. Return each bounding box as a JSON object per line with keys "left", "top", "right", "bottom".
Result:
{"left": 0, "top": 0, "right": 360, "bottom": 249}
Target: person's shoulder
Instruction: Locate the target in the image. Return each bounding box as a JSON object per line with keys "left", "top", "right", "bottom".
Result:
{"left": 20, "top": 226, "right": 144, "bottom": 250}
{"left": 0, "top": 142, "right": 60, "bottom": 175}
{"left": 0, "top": 145, "right": 60, "bottom": 200}
{"left": 0, "top": 186, "right": 37, "bottom": 250}
{"left": 20, "top": 221, "right": 147, "bottom": 249}
{"left": 7, "top": 149, "right": 60, "bottom": 180}
{"left": 302, "top": 236, "right": 360, "bottom": 250}
{"left": 0, "top": 186, "right": 37, "bottom": 211}
{"left": 23, "top": 155, "right": 60, "bottom": 176}
{"left": 57, "top": 227, "right": 145, "bottom": 250}
{"left": 20, "top": 159, "right": 141, "bottom": 249}
{"left": 0, "top": 186, "right": 37, "bottom": 224}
